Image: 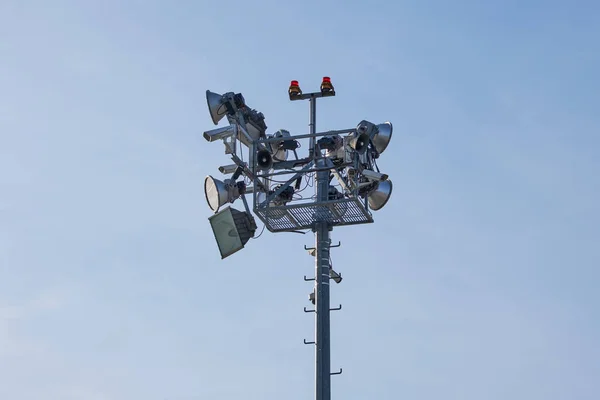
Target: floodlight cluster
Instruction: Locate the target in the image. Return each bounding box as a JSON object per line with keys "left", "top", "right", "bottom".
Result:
{"left": 202, "top": 79, "right": 393, "bottom": 258}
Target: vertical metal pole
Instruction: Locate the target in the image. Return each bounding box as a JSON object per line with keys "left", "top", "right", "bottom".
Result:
{"left": 314, "top": 211, "right": 331, "bottom": 400}
{"left": 309, "top": 95, "right": 317, "bottom": 158}
{"left": 311, "top": 95, "right": 332, "bottom": 400}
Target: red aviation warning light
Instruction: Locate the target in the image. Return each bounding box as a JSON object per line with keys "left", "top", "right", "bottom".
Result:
{"left": 320, "top": 76, "right": 335, "bottom": 96}
{"left": 289, "top": 80, "right": 302, "bottom": 100}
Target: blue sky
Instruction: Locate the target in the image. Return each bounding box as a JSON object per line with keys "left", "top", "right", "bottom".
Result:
{"left": 1, "top": 0, "right": 599, "bottom": 399}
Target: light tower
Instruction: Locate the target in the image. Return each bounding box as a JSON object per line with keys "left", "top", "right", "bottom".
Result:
{"left": 201, "top": 78, "right": 394, "bottom": 400}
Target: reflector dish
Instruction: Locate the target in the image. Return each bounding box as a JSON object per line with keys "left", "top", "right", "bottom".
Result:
{"left": 271, "top": 130, "right": 291, "bottom": 161}
{"left": 204, "top": 175, "right": 229, "bottom": 212}
{"left": 206, "top": 90, "right": 227, "bottom": 125}
{"left": 368, "top": 180, "right": 393, "bottom": 211}
{"left": 372, "top": 122, "right": 393, "bottom": 154}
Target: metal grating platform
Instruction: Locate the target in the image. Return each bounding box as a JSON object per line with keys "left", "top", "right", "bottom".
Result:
{"left": 254, "top": 197, "right": 374, "bottom": 232}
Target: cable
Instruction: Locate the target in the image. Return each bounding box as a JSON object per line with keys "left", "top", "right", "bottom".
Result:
{"left": 215, "top": 103, "right": 228, "bottom": 120}
{"left": 252, "top": 223, "right": 266, "bottom": 239}
{"left": 289, "top": 175, "right": 312, "bottom": 197}
{"left": 305, "top": 173, "right": 314, "bottom": 188}
{"left": 373, "top": 157, "right": 381, "bottom": 173}
{"left": 239, "top": 138, "right": 244, "bottom": 162}
{"left": 289, "top": 230, "right": 309, "bottom": 234}
{"left": 268, "top": 177, "right": 297, "bottom": 184}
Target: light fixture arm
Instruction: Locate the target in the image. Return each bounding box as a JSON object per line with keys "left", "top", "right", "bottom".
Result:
{"left": 226, "top": 114, "right": 255, "bottom": 146}
{"left": 231, "top": 166, "right": 244, "bottom": 181}
{"left": 240, "top": 192, "right": 253, "bottom": 217}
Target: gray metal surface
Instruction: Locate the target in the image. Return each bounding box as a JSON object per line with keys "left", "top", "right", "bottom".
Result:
{"left": 314, "top": 217, "right": 331, "bottom": 400}
{"left": 250, "top": 88, "right": 360, "bottom": 400}
{"left": 254, "top": 197, "right": 373, "bottom": 232}
{"left": 312, "top": 95, "right": 332, "bottom": 400}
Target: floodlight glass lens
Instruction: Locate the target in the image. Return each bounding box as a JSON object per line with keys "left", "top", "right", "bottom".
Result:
{"left": 373, "top": 122, "right": 393, "bottom": 154}
{"left": 206, "top": 90, "right": 226, "bottom": 125}
{"left": 204, "top": 176, "right": 222, "bottom": 211}
{"left": 368, "top": 180, "right": 393, "bottom": 211}
{"left": 213, "top": 220, "right": 242, "bottom": 254}
{"left": 209, "top": 208, "right": 244, "bottom": 258}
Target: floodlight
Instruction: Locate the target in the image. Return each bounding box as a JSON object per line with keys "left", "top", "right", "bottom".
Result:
{"left": 208, "top": 206, "right": 256, "bottom": 259}
{"left": 320, "top": 135, "right": 342, "bottom": 152}
{"left": 257, "top": 191, "right": 286, "bottom": 219}
{"left": 206, "top": 90, "right": 245, "bottom": 125}
{"left": 206, "top": 90, "right": 226, "bottom": 125}
{"left": 355, "top": 120, "right": 393, "bottom": 154}
{"left": 367, "top": 180, "right": 393, "bottom": 211}
{"left": 203, "top": 125, "right": 237, "bottom": 142}
{"left": 256, "top": 185, "right": 295, "bottom": 220}
{"left": 269, "top": 129, "right": 291, "bottom": 162}
{"left": 242, "top": 108, "right": 268, "bottom": 143}
{"left": 204, "top": 175, "right": 246, "bottom": 212}
{"left": 372, "top": 122, "right": 393, "bottom": 154}
{"left": 356, "top": 120, "right": 377, "bottom": 137}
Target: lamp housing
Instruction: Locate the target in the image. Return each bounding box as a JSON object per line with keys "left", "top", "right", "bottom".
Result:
{"left": 204, "top": 175, "right": 246, "bottom": 212}
{"left": 208, "top": 207, "right": 256, "bottom": 259}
